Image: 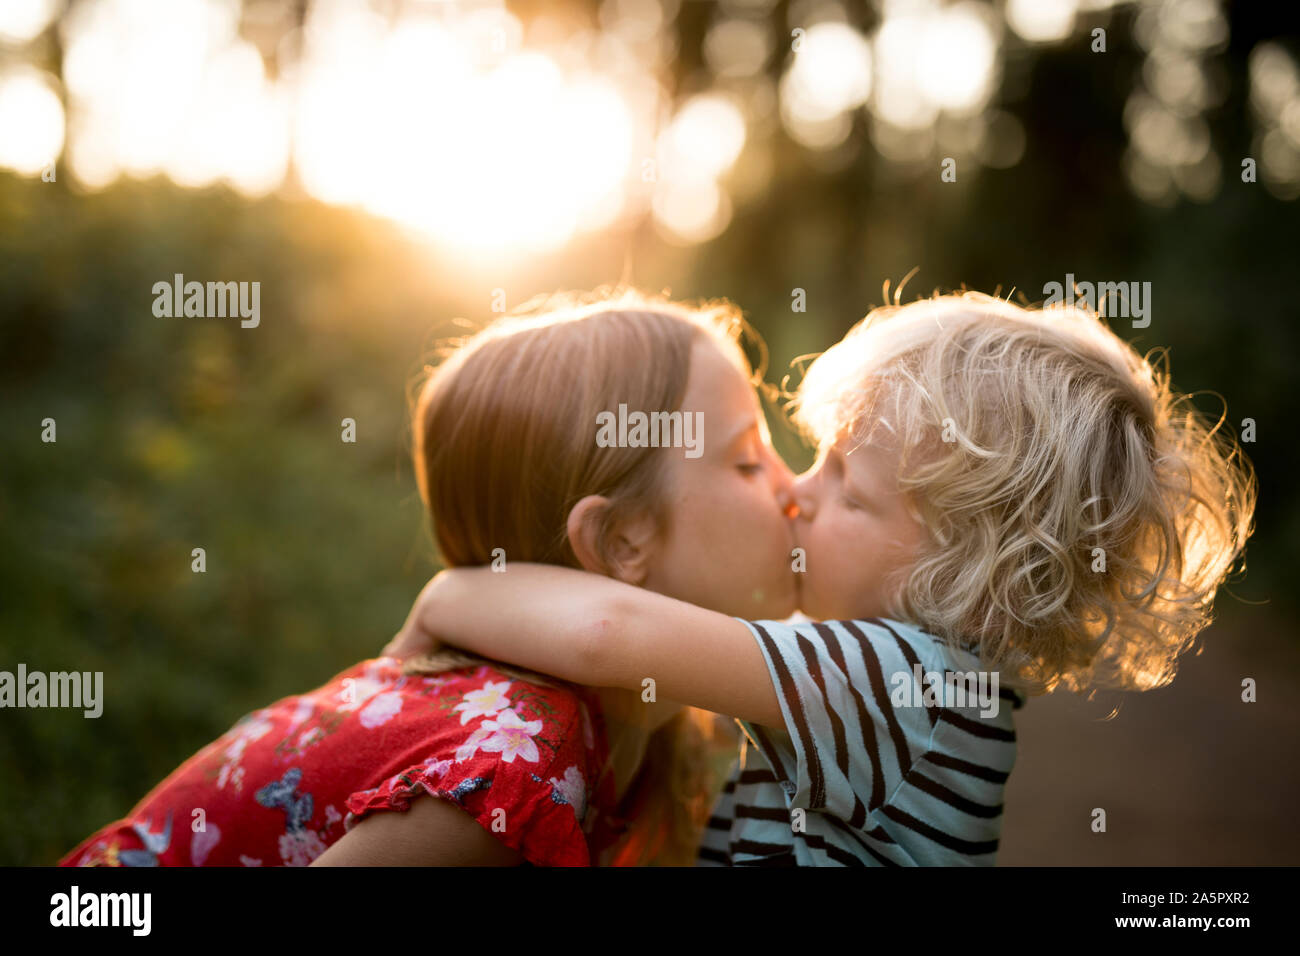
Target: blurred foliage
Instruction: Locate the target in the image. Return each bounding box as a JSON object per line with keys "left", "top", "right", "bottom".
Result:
{"left": 2, "top": 2, "right": 1297, "bottom": 865}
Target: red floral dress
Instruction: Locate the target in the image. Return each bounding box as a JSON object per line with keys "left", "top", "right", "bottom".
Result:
{"left": 59, "top": 657, "right": 618, "bottom": 867}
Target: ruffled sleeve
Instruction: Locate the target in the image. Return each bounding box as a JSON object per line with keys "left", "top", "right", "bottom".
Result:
{"left": 343, "top": 679, "right": 601, "bottom": 867}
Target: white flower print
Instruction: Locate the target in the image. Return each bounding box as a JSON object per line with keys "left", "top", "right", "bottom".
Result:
{"left": 216, "top": 737, "right": 250, "bottom": 791}
{"left": 336, "top": 676, "right": 386, "bottom": 712}
{"left": 278, "top": 829, "right": 328, "bottom": 867}
{"left": 455, "top": 725, "right": 494, "bottom": 762}
{"left": 285, "top": 697, "right": 316, "bottom": 734}
{"left": 359, "top": 691, "right": 403, "bottom": 729}
{"left": 478, "top": 708, "right": 544, "bottom": 763}
{"left": 453, "top": 680, "right": 513, "bottom": 725}
{"left": 190, "top": 823, "right": 221, "bottom": 866}
{"left": 420, "top": 756, "right": 454, "bottom": 780}
{"left": 239, "top": 855, "right": 262, "bottom": 867}
{"left": 549, "top": 765, "right": 587, "bottom": 820}
{"left": 221, "top": 710, "right": 274, "bottom": 746}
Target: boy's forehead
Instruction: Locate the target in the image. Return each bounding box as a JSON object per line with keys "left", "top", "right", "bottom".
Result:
{"left": 838, "top": 430, "right": 905, "bottom": 482}
{"left": 821, "top": 406, "right": 896, "bottom": 450}
{"left": 832, "top": 431, "right": 886, "bottom": 458}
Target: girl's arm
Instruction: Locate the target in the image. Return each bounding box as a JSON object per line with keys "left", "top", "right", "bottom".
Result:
{"left": 311, "top": 794, "right": 523, "bottom": 866}
{"left": 387, "top": 565, "right": 783, "bottom": 728}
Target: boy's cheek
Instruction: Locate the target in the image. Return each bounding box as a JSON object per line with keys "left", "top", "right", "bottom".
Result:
{"left": 799, "top": 533, "right": 835, "bottom": 595}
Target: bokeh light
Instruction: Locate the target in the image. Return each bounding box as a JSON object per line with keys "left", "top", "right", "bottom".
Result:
{"left": 0, "top": 66, "right": 64, "bottom": 175}
{"left": 0, "top": 0, "right": 61, "bottom": 44}
{"left": 0, "top": 0, "right": 1289, "bottom": 264}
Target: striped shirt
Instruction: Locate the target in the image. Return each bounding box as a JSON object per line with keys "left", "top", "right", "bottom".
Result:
{"left": 697, "top": 617, "right": 1024, "bottom": 867}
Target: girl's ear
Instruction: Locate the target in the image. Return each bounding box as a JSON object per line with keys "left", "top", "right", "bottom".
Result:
{"left": 566, "top": 495, "right": 656, "bottom": 585}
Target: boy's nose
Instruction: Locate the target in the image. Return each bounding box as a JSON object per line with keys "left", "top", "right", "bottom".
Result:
{"left": 791, "top": 470, "right": 817, "bottom": 521}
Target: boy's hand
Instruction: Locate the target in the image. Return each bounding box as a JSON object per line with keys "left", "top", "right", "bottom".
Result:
{"left": 380, "top": 625, "right": 437, "bottom": 660}
{"left": 381, "top": 574, "right": 446, "bottom": 659}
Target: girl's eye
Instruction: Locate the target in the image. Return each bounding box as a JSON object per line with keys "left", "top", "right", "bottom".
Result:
{"left": 841, "top": 494, "right": 864, "bottom": 511}
{"left": 737, "top": 462, "right": 763, "bottom": 475}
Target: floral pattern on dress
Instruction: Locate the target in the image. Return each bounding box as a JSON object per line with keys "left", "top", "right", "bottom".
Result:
{"left": 59, "top": 659, "right": 615, "bottom": 868}
{"left": 478, "top": 708, "right": 544, "bottom": 763}
{"left": 359, "top": 691, "right": 403, "bottom": 728}
{"left": 118, "top": 813, "right": 172, "bottom": 867}
{"left": 548, "top": 766, "right": 587, "bottom": 821}
{"left": 453, "top": 680, "right": 513, "bottom": 724}
{"left": 190, "top": 823, "right": 221, "bottom": 866}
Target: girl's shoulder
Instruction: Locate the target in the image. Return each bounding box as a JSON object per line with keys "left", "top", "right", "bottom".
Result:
{"left": 60, "top": 657, "right": 611, "bottom": 867}
{"left": 242, "top": 657, "right": 597, "bottom": 737}
{"left": 336, "top": 661, "right": 612, "bottom": 866}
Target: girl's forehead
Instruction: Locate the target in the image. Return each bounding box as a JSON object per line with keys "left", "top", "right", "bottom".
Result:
{"left": 689, "top": 336, "right": 751, "bottom": 392}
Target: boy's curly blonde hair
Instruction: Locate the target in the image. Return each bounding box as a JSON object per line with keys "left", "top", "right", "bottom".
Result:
{"left": 791, "top": 292, "right": 1257, "bottom": 695}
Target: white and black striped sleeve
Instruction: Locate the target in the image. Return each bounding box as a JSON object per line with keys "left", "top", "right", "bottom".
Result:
{"left": 737, "top": 618, "right": 937, "bottom": 832}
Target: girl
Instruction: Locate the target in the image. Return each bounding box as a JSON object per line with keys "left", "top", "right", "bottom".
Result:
{"left": 59, "top": 288, "right": 799, "bottom": 867}
{"left": 386, "top": 292, "right": 1257, "bottom": 865}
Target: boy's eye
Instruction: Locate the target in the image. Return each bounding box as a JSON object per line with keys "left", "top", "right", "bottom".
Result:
{"left": 737, "top": 462, "right": 763, "bottom": 475}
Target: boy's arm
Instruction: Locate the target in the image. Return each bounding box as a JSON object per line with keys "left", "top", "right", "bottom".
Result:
{"left": 390, "top": 564, "right": 783, "bottom": 728}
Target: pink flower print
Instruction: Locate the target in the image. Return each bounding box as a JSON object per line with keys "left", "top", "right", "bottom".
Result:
{"left": 549, "top": 766, "right": 588, "bottom": 820}
{"left": 279, "top": 829, "right": 327, "bottom": 867}
{"left": 455, "top": 725, "right": 494, "bottom": 762}
{"left": 421, "top": 756, "right": 453, "bottom": 779}
{"left": 190, "top": 823, "right": 221, "bottom": 866}
{"left": 453, "top": 680, "right": 513, "bottom": 725}
{"left": 478, "top": 708, "right": 543, "bottom": 764}
{"left": 359, "top": 691, "right": 403, "bottom": 729}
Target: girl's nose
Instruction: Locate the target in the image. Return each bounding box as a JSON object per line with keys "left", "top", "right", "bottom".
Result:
{"left": 767, "top": 450, "right": 800, "bottom": 519}
{"left": 777, "top": 484, "right": 800, "bottom": 520}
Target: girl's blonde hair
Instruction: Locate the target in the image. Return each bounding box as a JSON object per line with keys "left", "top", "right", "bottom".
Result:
{"left": 792, "top": 292, "right": 1257, "bottom": 695}
{"left": 406, "top": 286, "right": 758, "bottom": 864}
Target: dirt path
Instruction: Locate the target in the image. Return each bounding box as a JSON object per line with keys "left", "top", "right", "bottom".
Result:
{"left": 999, "top": 610, "right": 1300, "bottom": 865}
